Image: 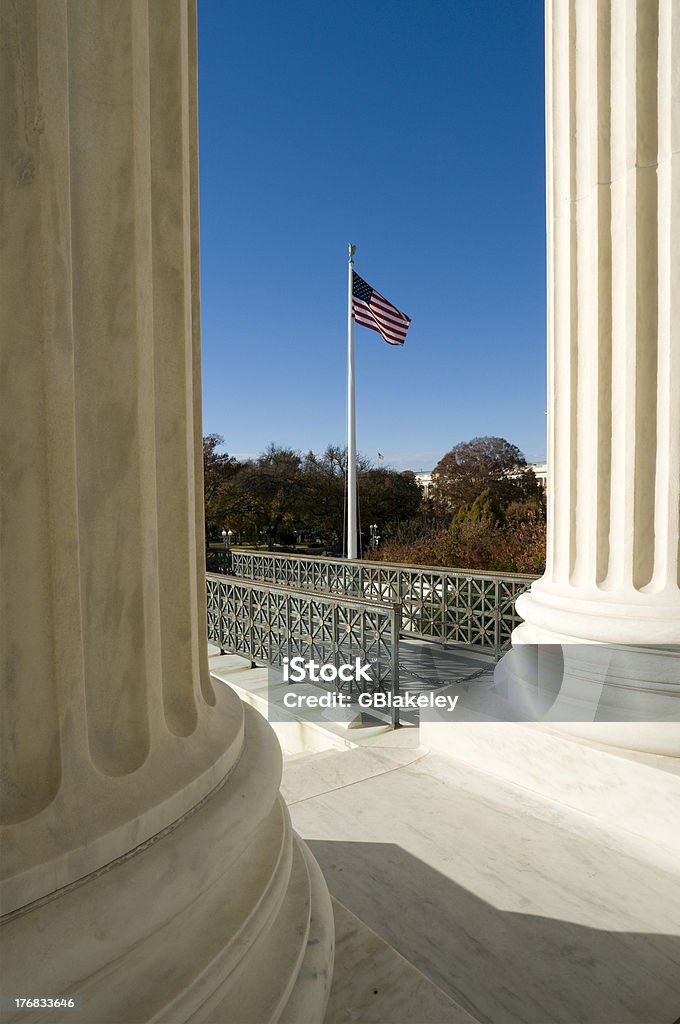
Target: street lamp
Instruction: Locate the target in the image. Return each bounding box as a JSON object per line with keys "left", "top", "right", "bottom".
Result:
{"left": 227, "top": 530, "right": 234, "bottom": 548}
{"left": 369, "top": 523, "right": 380, "bottom": 550}
{"left": 221, "top": 528, "right": 227, "bottom": 548}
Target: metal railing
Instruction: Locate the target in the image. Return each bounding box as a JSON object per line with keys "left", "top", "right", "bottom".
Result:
{"left": 206, "top": 573, "right": 402, "bottom": 726}
{"left": 218, "top": 551, "right": 535, "bottom": 656}
{"left": 206, "top": 547, "right": 232, "bottom": 575}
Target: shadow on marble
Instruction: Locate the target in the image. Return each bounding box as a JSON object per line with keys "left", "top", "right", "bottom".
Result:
{"left": 311, "top": 840, "right": 680, "bottom": 1024}
{"left": 398, "top": 640, "right": 493, "bottom": 692}
{"left": 326, "top": 899, "right": 477, "bottom": 1024}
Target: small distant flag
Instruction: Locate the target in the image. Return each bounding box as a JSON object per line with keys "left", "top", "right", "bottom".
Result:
{"left": 352, "top": 272, "right": 411, "bottom": 346}
{"left": 377, "top": 452, "right": 385, "bottom": 461}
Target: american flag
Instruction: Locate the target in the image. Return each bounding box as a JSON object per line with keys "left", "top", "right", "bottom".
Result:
{"left": 377, "top": 452, "right": 385, "bottom": 461}
{"left": 352, "top": 272, "right": 411, "bottom": 346}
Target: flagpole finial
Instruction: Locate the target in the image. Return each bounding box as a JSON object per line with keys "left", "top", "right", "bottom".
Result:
{"left": 348, "top": 244, "right": 356, "bottom": 263}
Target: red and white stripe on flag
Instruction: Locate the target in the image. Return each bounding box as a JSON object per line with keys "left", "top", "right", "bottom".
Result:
{"left": 352, "top": 272, "right": 411, "bottom": 346}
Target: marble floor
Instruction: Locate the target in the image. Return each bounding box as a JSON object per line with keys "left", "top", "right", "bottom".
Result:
{"left": 325, "top": 899, "right": 476, "bottom": 1024}
{"left": 283, "top": 743, "right": 680, "bottom": 1024}
{"left": 209, "top": 655, "right": 679, "bottom": 1024}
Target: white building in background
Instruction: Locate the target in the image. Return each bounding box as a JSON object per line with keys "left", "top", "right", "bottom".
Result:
{"left": 414, "top": 471, "right": 433, "bottom": 499}
{"left": 529, "top": 461, "right": 547, "bottom": 491}
{"left": 415, "top": 462, "right": 547, "bottom": 501}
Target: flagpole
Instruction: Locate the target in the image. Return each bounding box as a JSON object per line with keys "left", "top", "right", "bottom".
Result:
{"left": 347, "top": 243, "right": 358, "bottom": 559}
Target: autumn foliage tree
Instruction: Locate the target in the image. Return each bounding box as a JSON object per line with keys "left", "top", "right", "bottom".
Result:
{"left": 203, "top": 434, "right": 546, "bottom": 573}
{"left": 368, "top": 436, "right": 546, "bottom": 573}
{"left": 431, "top": 436, "right": 540, "bottom": 515}
{"left": 203, "top": 434, "right": 241, "bottom": 535}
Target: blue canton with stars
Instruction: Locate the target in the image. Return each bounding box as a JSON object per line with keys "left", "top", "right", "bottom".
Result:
{"left": 352, "top": 272, "right": 373, "bottom": 303}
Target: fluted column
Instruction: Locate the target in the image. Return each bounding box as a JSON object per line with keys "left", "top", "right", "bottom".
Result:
{"left": 513, "top": 0, "right": 679, "bottom": 754}
{"left": 0, "top": 3, "right": 333, "bottom": 1019}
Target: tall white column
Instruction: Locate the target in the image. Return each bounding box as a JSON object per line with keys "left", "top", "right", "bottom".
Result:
{"left": 0, "top": 2, "right": 333, "bottom": 1019}
{"left": 513, "top": 0, "right": 679, "bottom": 754}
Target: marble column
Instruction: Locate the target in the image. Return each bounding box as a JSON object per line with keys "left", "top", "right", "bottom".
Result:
{"left": 513, "top": 0, "right": 679, "bottom": 753}
{"left": 0, "top": 2, "right": 333, "bottom": 1019}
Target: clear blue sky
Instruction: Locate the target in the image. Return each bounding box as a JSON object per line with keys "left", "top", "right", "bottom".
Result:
{"left": 197, "top": 0, "right": 547, "bottom": 471}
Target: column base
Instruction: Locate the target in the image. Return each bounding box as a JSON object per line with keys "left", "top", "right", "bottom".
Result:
{"left": 0, "top": 702, "right": 333, "bottom": 1024}
{"left": 512, "top": 586, "right": 680, "bottom": 756}
{"left": 514, "top": 582, "right": 680, "bottom": 646}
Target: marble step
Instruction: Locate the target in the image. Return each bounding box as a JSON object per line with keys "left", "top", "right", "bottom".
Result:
{"left": 282, "top": 749, "right": 321, "bottom": 763}
{"left": 211, "top": 655, "right": 395, "bottom": 756}
{"left": 421, "top": 720, "right": 680, "bottom": 853}
{"left": 326, "top": 899, "right": 480, "bottom": 1024}
{"left": 282, "top": 744, "right": 424, "bottom": 805}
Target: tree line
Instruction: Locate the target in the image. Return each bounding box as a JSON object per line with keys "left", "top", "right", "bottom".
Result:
{"left": 204, "top": 434, "right": 546, "bottom": 573}
{"left": 203, "top": 436, "right": 422, "bottom": 553}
